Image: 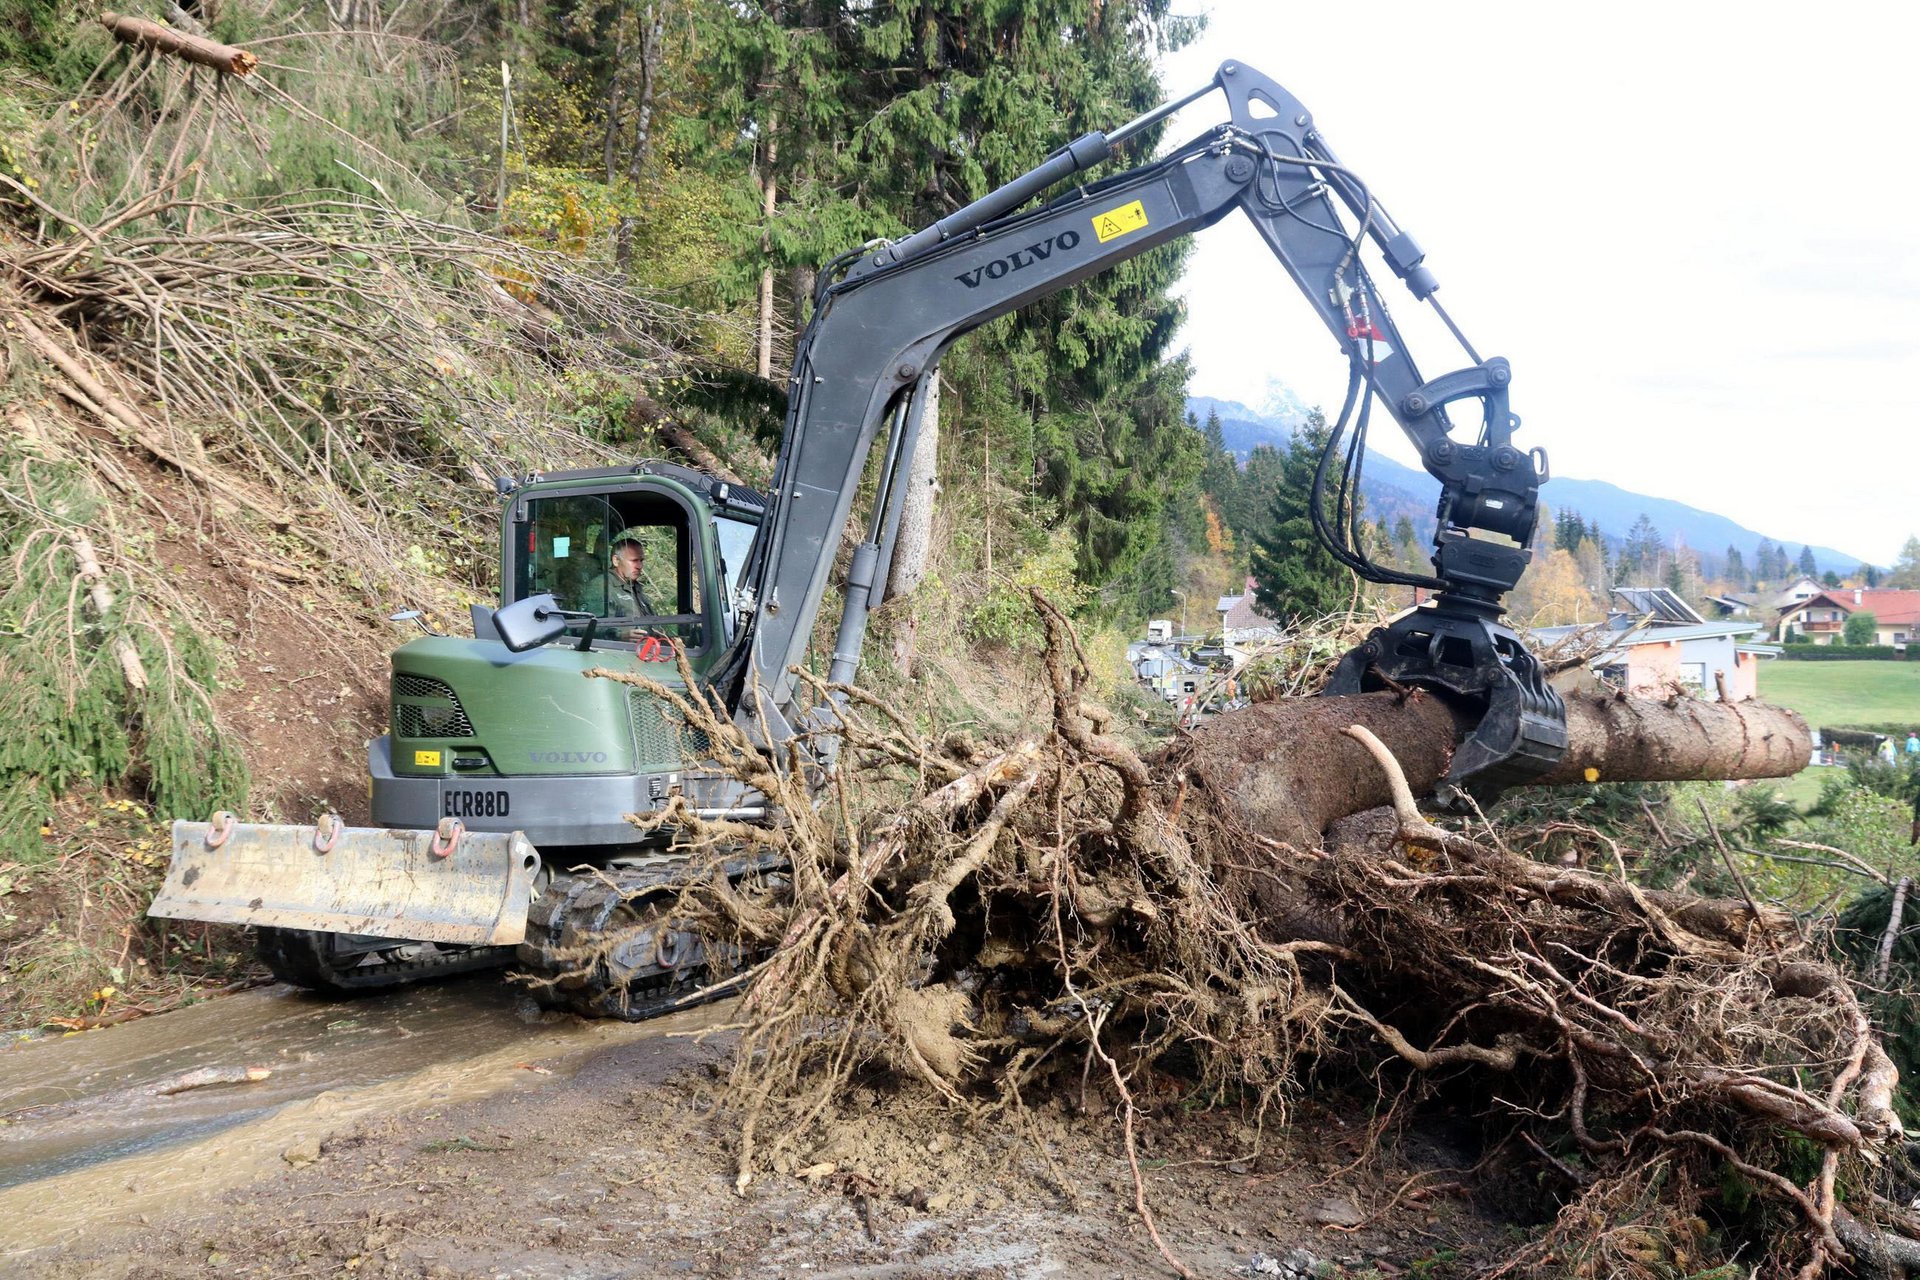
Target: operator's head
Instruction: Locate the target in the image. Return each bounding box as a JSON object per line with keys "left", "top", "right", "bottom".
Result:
{"left": 611, "top": 531, "right": 644, "bottom": 583}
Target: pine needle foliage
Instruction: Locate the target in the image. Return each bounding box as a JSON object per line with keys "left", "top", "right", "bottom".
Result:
{"left": 0, "top": 445, "right": 245, "bottom": 863}
{"left": 1249, "top": 411, "right": 1356, "bottom": 627}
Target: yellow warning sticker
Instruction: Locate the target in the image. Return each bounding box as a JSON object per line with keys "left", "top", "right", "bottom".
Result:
{"left": 415, "top": 749, "right": 442, "bottom": 767}
{"left": 1092, "top": 200, "right": 1150, "bottom": 243}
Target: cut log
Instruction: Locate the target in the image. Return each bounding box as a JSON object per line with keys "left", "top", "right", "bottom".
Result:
{"left": 99, "top": 13, "right": 258, "bottom": 76}
{"left": 1175, "top": 689, "right": 1810, "bottom": 849}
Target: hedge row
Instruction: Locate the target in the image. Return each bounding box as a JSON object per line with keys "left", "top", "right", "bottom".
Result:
{"left": 1778, "top": 642, "right": 1920, "bottom": 661}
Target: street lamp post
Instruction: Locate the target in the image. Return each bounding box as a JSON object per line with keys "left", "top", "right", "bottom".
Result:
{"left": 1171, "top": 590, "right": 1187, "bottom": 640}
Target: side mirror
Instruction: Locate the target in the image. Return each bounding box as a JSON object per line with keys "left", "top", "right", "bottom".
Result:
{"left": 492, "top": 594, "right": 568, "bottom": 653}
{"left": 470, "top": 603, "right": 495, "bottom": 638}
{"left": 389, "top": 608, "right": 436, "bottom": 636}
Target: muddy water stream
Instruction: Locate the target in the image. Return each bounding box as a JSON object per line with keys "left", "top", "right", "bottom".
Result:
{"left": 0, "top": 978, "right": 707, "bottom": 1257}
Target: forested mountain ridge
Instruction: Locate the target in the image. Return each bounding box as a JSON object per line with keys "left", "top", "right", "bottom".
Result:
{"left": 1189, "top": 392, "right": 1874, "bottom": 578}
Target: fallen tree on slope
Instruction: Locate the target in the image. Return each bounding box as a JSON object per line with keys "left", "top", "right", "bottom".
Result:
{"left": 570, "top": 599, "right": 1918, "bottom": 1277}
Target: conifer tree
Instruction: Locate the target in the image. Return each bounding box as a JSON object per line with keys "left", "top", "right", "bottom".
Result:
{"left": 1797, "top": 545, "right": 1818, "bottom": 577}
{"left": 1200, "top": 407, "right": 1239, "bottom": 516}
{"left": 1724, "top": 545, "right": 1747, "bottom": 588}
{"left": 1554, "top": 509, "right": 1588, "bottom": 551}
{"left": 1250, "top": 412, "right": 1352, "bottom": 627}
{"left": 690, "top": 1, "right": 1205, "bottom": 613}
{"left": 1226, "top": 443, "right": 1286, "bottom": 559}
{"left": 1618, "top": 514, "right": 1663, "bottom": 584}
{"left": 1890, "top": 537, "right": 1920, "bottom": 589}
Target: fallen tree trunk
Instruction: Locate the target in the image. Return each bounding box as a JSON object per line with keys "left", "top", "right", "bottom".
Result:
{"left": 99, "top": 13, "right": 258, "bottom": 76}
{"left": 1176, "top": 687, "right": 1810, "bottom": 850}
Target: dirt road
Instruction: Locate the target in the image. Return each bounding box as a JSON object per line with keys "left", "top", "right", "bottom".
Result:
{"left": 2, "top": 978, "right": 1507, "bottom": 1278}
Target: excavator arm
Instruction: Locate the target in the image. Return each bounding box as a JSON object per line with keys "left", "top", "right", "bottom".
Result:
{"left": 718, "top": 60, "right": 1565, "bottom": 802}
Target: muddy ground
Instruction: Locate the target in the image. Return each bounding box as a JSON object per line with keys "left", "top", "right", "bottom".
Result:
{"left": 1, "top": 974, "right": 1528, "bottom": 1279}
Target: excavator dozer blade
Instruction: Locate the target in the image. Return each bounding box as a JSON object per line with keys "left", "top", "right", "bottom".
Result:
{"left": 149, "top": 820, "right": 542, "bottom": 946}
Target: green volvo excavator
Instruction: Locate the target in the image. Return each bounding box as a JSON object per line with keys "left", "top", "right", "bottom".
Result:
{"left": 150, "top": 60, "right": 1565, "bottom": 1018}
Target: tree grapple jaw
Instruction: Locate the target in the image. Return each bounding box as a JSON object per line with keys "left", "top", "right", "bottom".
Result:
{"left": 1324, "top": 600, "right": 1567, "bottom": 809}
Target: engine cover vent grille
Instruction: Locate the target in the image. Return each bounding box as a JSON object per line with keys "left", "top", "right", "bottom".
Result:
{"left": 393, "top": 674, "right": 475, "bottom": 739}
{"left": 629, "top": 688, "right": 710, "bottom": 765}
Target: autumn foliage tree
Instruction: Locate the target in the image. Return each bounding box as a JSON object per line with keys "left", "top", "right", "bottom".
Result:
{"left": 1507, "top": 546, "right": 1601, "bottom": 626}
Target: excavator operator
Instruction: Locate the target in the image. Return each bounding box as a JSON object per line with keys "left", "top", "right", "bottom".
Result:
{"left": 602, "top": 529, "right": 658, "bottom": 620}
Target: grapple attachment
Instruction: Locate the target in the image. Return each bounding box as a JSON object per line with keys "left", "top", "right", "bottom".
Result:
{"left": 1324, "top": 603, "right": 1567, "bottom": 808}
{"left": 148, "top": 816, "right": 543, "bottom": 946}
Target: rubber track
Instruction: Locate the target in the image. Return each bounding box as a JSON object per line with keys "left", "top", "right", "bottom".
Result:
{"left": 519, "top": 853, "right": 779, "bottom": 1022}
{"left": 256, "top": 927, "right": 514, "bottom": 994}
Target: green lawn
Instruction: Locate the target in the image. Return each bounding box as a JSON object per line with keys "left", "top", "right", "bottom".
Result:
{"left": 1758, "top": 660, "right": 1920, "bottom": 734}
{"left": 1766, "top": 766, "right": 1832, "bottom": 810}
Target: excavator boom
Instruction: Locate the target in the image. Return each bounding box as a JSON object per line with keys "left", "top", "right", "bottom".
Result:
{"left": 718, "top": 61, "right": 1564, "bottom": 797}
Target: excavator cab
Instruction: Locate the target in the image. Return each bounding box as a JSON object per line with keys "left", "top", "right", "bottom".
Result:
{"left": 510, "top": 487, "right": 709, "bottom": 651}
{"left": 369, "top": 463, "right": 763, "bottom": 850}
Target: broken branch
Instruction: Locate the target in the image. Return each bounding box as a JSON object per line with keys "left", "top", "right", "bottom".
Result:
{"left": 100, "top": 13, "right": 259, "bottom": 76}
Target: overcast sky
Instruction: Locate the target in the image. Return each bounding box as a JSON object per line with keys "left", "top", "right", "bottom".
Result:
{"left": 1156, "top": 2, "right": 1918, "bottom": 566}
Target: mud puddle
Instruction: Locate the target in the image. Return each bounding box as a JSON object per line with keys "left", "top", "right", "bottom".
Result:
{"left": 0, "top": 977, "right": 725, "bottom": 1258}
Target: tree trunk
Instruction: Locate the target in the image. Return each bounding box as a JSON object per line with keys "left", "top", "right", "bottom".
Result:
{"left": 601, "top": 20, "right": 627, "bottom": 183}
{"left": 1177, "top": 688, "right": 1811, "bottom": 851}
{"left": 755, "top": 112, "right": 779, "bottom": 382}
{"left": 789, "top": 263, "right": 815, "bottom": 332}
{"left": 625, "top": 3, "right": 665, "bottom": 182}
{"left": 886, "top": 374, "right": 939, "bottom": 602}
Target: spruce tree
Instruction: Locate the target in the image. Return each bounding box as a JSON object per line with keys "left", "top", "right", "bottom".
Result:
{"left": 1797, "top": 545, "right": 1818, "bottom": 577}
{"left": 1200, "top": 407, "right": 1239, "bottom": 517}
{"left": 1227, "top": 444, "right": 1286, "bottom": 560}
{"left": 1555, "top": 509, "right": 1587, "bottom": 551}
{"left": 1249, "top": 412, "right": 1352, "bottom": 627}
{"left": 1725, "top": 545, "right": 1747, "bottom": 588}
{"left": 691, "top": 0, "right": 1204, "bottom": 614}
{"left": 1619, "top": 514, "right": 1662, "bottom": 584}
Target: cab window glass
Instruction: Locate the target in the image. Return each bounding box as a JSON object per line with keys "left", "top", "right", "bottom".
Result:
{"left": 512, "top": 490, "right": 704, "bottom": 651}
{"left": 714, "top": 515, "right": 757, "bottom": 639}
